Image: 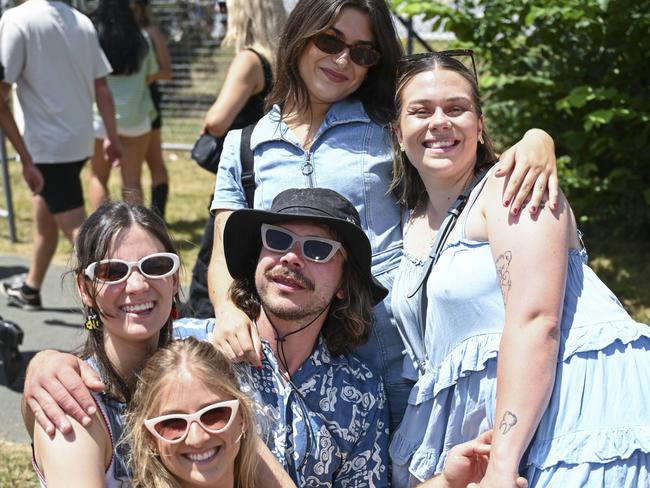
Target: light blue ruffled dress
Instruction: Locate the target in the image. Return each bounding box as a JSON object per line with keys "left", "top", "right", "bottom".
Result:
{"left": 389, "top": 174, "right": 650, "bottom": 487}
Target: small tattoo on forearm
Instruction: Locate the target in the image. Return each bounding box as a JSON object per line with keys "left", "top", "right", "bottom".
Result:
{"left": 495, "top": 251, "right": 512, "bottom": 304}
{"left": 499, "top": 410, "right": 518, "bottom": 435}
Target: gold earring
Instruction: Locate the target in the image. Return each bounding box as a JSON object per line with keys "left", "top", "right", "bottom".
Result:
{"left": 399, "top": 142, "right": 405, "bottom": 152}
{"left": 479, "top": 134, "right": 484, "bottom": 144}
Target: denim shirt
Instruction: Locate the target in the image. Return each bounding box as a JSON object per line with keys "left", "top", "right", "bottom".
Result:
{"left": 211, "top": 98, "right": 402, "bottom": 275}
{"left": 173, "top": 318, "right": 390, "bottom": 487}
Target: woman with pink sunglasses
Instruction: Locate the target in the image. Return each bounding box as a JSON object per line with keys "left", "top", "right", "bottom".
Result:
{"left": 125, "top": 337, "right": 279, "bottom": 488}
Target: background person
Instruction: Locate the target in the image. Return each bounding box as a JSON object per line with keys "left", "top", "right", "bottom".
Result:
{"left": 388, "top": 52, "right": 650, "bottom": 487}
{"left": 207, "top": 0, "right": 560, "bottom": 431}
{"left": 89, "top": 0, "right": 159, "bottom": 207}
{"left": 185, "top": 0, "right": 286, "bottom": 318}
{"left": 132, "top": 0, "right": 173, "bottom": 220}
{"left": 0, "top": 0, "right": 122, "bottom": 311}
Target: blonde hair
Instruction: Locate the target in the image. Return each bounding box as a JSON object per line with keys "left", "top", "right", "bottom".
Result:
{"left": 124, "top": 338, "right": 258, "bottom": 488}
{"left": 223, "top": 0, "right": 286, "bottom": 65}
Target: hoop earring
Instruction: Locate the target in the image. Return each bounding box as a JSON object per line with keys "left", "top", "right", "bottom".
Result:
{"left": 479, "top": 134, "right": 485, "bottom": 144}
{"left": 84, "top": 308, "right": 101, "bottom": 331}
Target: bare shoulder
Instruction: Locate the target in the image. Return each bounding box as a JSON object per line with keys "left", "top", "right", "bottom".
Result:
{"left": 231, "top": 49, "right": 264, "bottom": 74}
{"left": 34, "top": 408, "right": 111, "bottom": 483}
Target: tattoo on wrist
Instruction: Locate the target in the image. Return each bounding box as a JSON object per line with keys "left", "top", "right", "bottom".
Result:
{"left": 499, "top": 410, "right": 517, "bottom": 435}
{"left": 495, "top": 251, "right": 512, "bottom": 304}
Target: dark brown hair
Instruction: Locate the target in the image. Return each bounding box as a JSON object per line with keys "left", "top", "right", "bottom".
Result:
{"left": 390, "top": 53, "right": 498, "bottom": 209}
{"left": 266, "top": 0, "right": 403, "bottom": 125}
{"left": 75, "top": 201, "right": 179, "bottom": 402}
{"left": 229, "top": 223, "right": 374, "bottom": 355}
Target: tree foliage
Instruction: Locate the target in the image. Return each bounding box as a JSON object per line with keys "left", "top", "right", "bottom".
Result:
{"left": 393, "top": 0, "right": 650, "bottom": 236}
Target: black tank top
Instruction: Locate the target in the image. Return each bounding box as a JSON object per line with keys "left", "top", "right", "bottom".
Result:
{"left": 230, "top": 48, "right": 273, "bottom": 130}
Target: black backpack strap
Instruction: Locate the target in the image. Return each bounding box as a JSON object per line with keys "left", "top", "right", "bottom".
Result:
{"left": 239, "top": 124, "right": 256, "bottom": 208}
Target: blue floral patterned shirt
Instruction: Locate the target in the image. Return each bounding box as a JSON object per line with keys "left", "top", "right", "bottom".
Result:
{"left": 174, "top": 318, "right": 390, "bottom": 487}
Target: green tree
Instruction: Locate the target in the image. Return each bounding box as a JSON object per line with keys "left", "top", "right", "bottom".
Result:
{"left": 393, "top": 0, "right": 650, "bottom": 236}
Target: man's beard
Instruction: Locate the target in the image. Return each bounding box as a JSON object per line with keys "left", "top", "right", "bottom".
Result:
{"left": 258, "top": 267, "right": 328, "bottom": 322}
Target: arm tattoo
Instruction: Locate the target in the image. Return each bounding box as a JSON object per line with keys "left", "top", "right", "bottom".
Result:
{"left": 499, "top": 410, "right": 518, "bottom": 435}
{"left": 495, "top": 251, "right": 512, "bottom": 305}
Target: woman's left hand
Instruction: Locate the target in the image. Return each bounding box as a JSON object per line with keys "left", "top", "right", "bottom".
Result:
{"left": 495, "top": 128, "right": 559, "bottom": 216}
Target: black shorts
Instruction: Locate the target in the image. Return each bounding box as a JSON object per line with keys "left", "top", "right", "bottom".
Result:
{"left": 150, "top": 82, "right": 163, "bottom": 130}
{"left": 36, "top": 160, "right": 86, "bottom": 214}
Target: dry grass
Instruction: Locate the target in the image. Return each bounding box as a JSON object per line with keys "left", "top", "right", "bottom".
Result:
{"left": 0, "top": 441, "right": 38, "bottom": 487}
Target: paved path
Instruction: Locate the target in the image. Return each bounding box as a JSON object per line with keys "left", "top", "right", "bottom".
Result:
{"left": 0, "top": 255, "right": 84, "bottom": 444}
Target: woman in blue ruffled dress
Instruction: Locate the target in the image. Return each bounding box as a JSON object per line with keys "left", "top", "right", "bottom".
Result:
{"left": 388, "top": 51, "right": 650, "bottom": 487}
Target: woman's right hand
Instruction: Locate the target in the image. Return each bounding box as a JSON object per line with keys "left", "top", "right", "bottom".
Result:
{"left": 212, "top": 301, "right": 262, "bottom": 368}
{"left": 23, "top": 350, "right": 105, "bottom": 436}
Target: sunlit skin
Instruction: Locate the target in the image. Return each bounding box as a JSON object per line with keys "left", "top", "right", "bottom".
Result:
{"left": 254, "top": 221, "right": 345, "bottom": 325}
{"left": 297, "top": 7, "right": 374, "bottom": 116}
{"left": 77, "top": 225, "right": 179, "bottom": 373}
{"left": 395, "top": 69, "right": 484, "bottom": 189}
{"left": 153, "top": 375, "right": 245, "bottom": 488}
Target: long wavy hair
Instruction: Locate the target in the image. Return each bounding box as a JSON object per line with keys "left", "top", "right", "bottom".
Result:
{"left": 390, "top": 53, "right": 499, "bottom": 209}
{"left": 223, "top": 0, "right": 286, "bottom": 65}
{"left": 92, "top": 0, "right": 149, "bottom": 75}
{"left": 76, "top": 201, "right": 178, "bottom": 403}
{"left": 124, "top": 338, "right": 258, "bottom": 488}
{"left": 266, "top": 0, "right": 403, "bottom": 125}
{"left": 230, "top": 223, "right": 375, "bottom": 355}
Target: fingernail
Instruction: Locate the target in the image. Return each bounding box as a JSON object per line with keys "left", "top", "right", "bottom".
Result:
{"left": 503, "top": 200, "right": 510, "bottom": 207}
{"left": 87, "top": 406, "right": 96, "bottom": 415}
{"left": 82, "top": 416, "right": 91, "bottom": 426}
{"left": 513, "top": 207, "right": 519, "bottom": 215}
{"left": 256, "top": 364, "right": 262, "bottom": 371}
{"left": 60, "top": 420, "right": 71, "bottom": 431}
{"left": 530, "top": 206, "right": 536, "bottom": 213}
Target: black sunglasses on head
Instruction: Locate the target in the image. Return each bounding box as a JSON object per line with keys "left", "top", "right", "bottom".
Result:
{"left": 312, "top": 32, "right": 381, "bottom": 67}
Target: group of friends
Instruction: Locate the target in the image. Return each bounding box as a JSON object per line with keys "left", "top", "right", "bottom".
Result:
{"left": 2, "top": 0, "right": 649, "bottom": 486}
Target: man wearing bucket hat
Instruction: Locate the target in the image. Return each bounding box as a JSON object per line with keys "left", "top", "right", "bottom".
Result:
{"left": 175, "top": 187, "right": 390, "bottom": 487}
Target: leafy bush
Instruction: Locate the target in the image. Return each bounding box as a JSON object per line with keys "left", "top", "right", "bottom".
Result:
{"left": 393, "top": 0, "right": 650, "bottom": 237}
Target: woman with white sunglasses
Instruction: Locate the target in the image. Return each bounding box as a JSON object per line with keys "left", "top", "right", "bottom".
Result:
{"left": 30, "top": 201, "right": 293, "bottom": 488}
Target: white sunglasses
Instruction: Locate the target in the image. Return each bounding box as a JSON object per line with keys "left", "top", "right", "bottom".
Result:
{"left": 84, "top": 252, "right": 179, "bottom": 284}
{"left": 144, "top": 399, "right": 240, "bottom": 444}
{"left": 261, "top": 224, "right": 342, "bottom": 263}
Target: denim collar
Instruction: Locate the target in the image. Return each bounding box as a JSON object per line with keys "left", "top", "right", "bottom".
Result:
{"left": 251, "top": 98, "right": 371, "bottom": 151}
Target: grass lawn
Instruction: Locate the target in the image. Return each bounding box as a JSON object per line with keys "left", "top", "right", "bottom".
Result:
{"left": 0, "top": 441, "right": 38, "bottom": 487}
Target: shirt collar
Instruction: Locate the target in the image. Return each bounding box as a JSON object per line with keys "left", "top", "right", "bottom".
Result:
{"left": 250, "top": 98, "right": 371, "bottom": 150}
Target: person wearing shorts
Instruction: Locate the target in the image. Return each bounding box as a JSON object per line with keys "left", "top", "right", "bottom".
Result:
{"left": 0, "top": 0, "right": 121, "bottom": 310}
